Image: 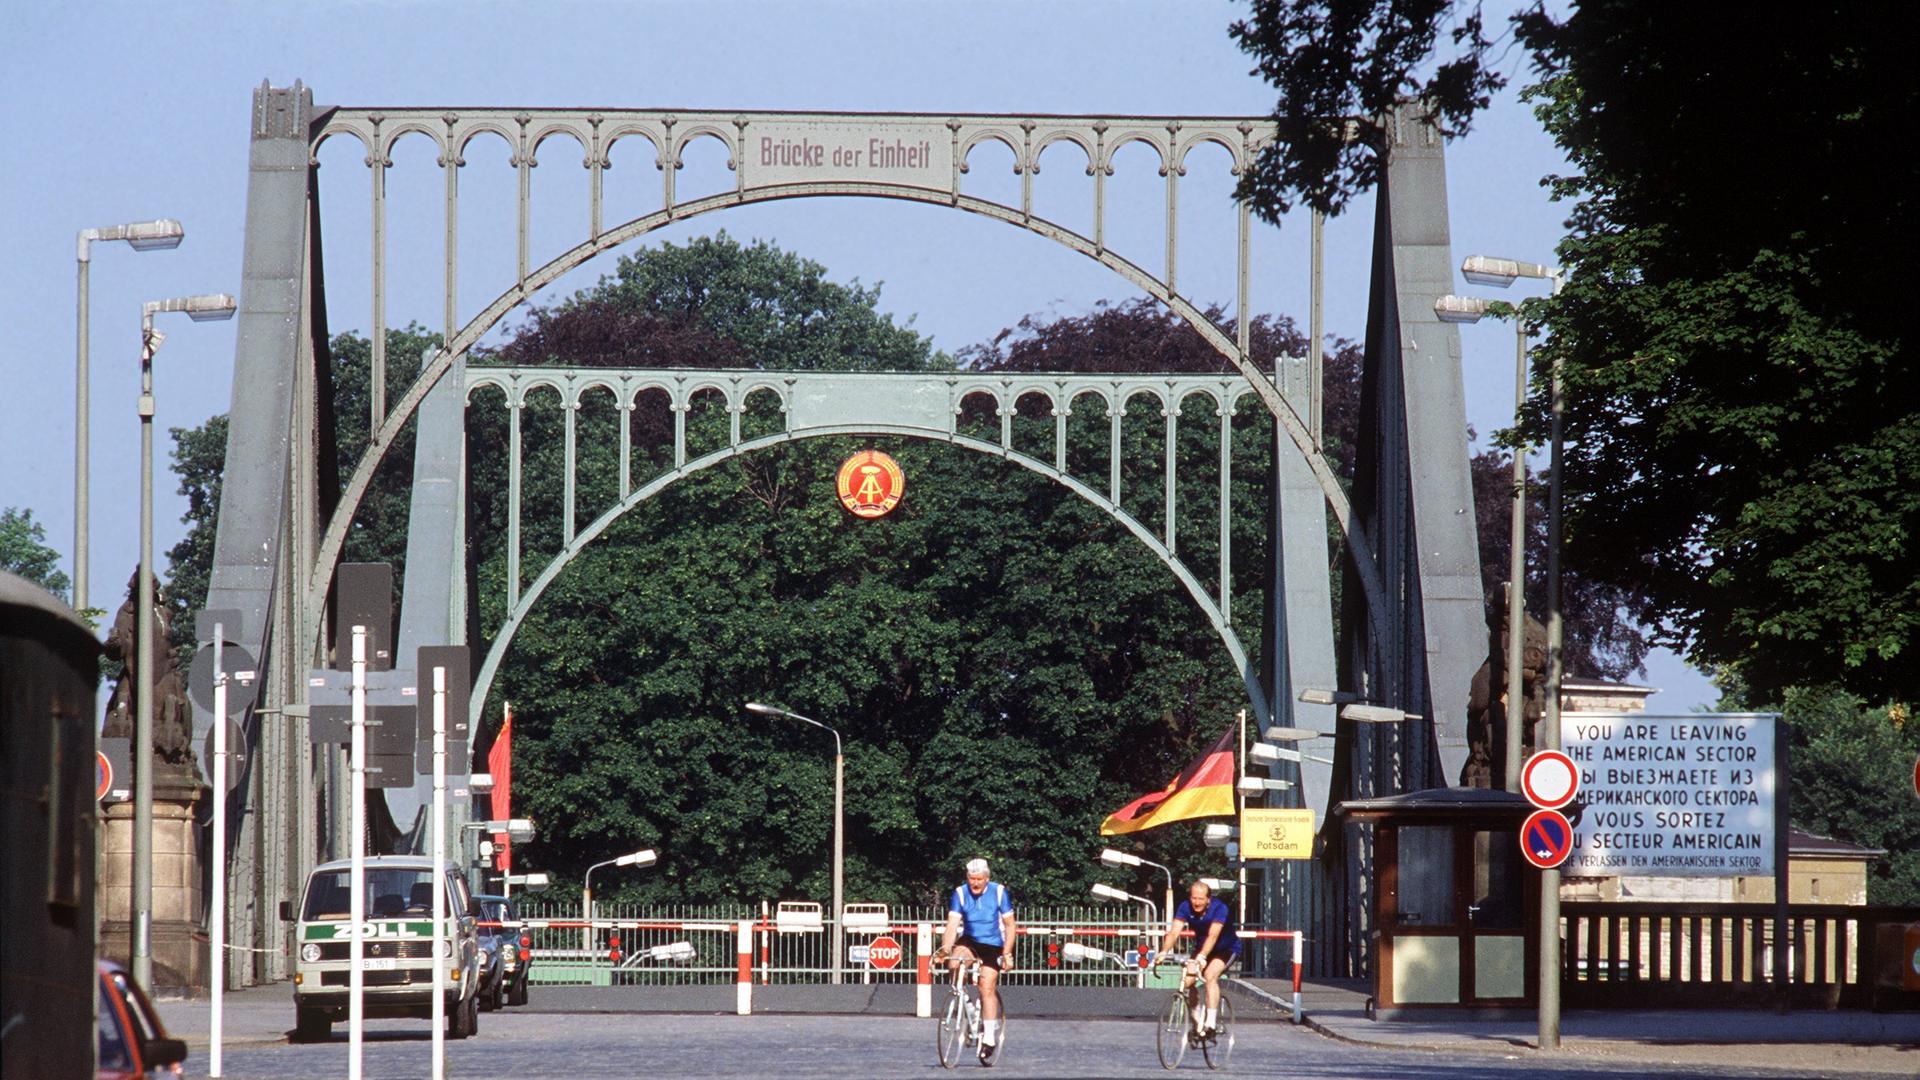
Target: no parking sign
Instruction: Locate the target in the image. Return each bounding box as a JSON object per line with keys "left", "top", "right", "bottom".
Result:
{"left": 1520, "top": 808, "right": 1574, "bottom": 870}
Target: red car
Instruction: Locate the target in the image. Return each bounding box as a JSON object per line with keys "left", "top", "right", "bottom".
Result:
{"left": 95, "top": 960, "right": 188, "bottom": 1079}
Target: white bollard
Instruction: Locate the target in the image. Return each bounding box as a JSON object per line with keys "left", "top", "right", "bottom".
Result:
{"left": 916, "top": 923, "right": 933, "bottom": 1018}
{"left": 736, "top": 919, "right": 753, "bottom": 1015}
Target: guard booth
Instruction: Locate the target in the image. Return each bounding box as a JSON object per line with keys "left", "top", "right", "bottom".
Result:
{"left": 1333, "top": 788, "right": 1539, "bottom": 1019}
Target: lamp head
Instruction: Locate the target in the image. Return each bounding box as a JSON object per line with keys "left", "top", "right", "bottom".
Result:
{"left": 1341, "top": 704, "right": 1420, "bottom": 724}
{"left": 744, "top": 702, "right": 785, "bottom": 718}
{"left": 125, "top": 219, "right": 186, "bottom": 252}
{"left": 1099, "top": 848, "right": 1142, "bottom": 868}
{"left": 615, "top": 849, "right": 657, "bottom": 869}
{"left": 1090, "top": 882, "right": 1129, "bottom": 902}
{"left": 1461, "top": 254, "right": 1523, "bottom": 287}
{"left": 1433, "top": 295, "right": 1488, "bottom": 324}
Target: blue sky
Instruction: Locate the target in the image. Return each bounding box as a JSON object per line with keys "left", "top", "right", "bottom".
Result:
{"left": 0, "top": 1, "right": 1716, "bottom": 708}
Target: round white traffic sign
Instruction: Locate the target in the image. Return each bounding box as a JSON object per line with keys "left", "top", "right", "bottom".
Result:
{"left": 1521, "top": 749, "right": 1579, "bottom": 810}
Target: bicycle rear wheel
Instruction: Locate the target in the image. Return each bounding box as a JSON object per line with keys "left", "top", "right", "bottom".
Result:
{"left": 1202, "top": 995, "right": 1234, "bottom": 1069}
{"left": 1156, "top": 992, "right": 1189, "bottom": 1069}
{"left": 936, "top": 989, "right": 965, "bottom": 1068}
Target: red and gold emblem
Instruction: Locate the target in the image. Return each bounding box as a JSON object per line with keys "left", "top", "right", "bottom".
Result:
{"left": 836, "top": 450, "right": 905, "bottom": 518}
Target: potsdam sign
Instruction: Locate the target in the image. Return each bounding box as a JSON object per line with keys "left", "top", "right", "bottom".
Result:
{"left": 1560, "top": 712, "right": 1778, "bottom": 878}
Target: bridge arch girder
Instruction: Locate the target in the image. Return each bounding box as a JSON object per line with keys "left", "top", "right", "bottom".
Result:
{"left": 304, "top": 179, "right": 1392, "bottom": 663}
{"left": 468, "top": 421, "right": 1271, "bottom": 732}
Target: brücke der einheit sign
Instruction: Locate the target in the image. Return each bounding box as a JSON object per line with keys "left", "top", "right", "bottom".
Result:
{"left": 744, "top": 120, "right": 950, "bottom": 192}
{"left": 1560, "top": 713, "right": 1777, "bottom": 877}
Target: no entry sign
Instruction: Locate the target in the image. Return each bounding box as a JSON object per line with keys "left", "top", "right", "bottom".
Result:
{"left": 866, "top": 935, "right": 903, "bottom": 970}
{"left": 1521, "top": 808, "right": 1574, "bottom": 870}
{"left": 1521, "top": 749, "right": 1579, "bottom": 810}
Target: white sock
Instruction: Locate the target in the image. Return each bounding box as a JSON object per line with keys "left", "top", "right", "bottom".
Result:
{"left": 1199, "top": 1006, "right": 1214, "bottom": 1031}
{"left": 982, "top": 1020, "right": 999, "bottom": 1045}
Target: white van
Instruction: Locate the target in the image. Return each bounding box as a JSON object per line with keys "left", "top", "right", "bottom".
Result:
{"left": 284, "top": 855, "right": 483, "bottom": 1041}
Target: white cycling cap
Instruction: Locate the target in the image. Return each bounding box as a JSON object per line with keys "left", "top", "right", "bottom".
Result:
{"left": 965, "top": 858, "right": 990, "bottom": 875}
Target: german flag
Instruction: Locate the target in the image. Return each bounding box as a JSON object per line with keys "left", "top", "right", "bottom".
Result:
{"left": 1100, "top": 726, "right": 1236, "bottom": 835}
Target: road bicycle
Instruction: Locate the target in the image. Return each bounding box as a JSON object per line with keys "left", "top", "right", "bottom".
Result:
{"left": 934, "top": 955, "right": 1007, "bottom": 1068}
{"left": 1154, "top": 955, "right": 1234, "bottom": 1070}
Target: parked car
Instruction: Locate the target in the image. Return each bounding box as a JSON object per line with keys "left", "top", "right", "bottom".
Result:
{"left": 95, "top": 959, "right": 188, "bottom": 1078}
{"left": 284, "top": 855, "right": 482, "bottom": 1041}
{"left": 473, "top": 894, "right": 531, "bottom": 1007}
{"left": 475, "top": 918, "right": 504, "bottom": 1011}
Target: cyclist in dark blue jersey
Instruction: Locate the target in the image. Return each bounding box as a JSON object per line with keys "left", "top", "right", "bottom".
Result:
{"left": 934, "top": 858, "right": 1016, "bottom": 1062}
{"left": 1154, "top": 879, "right": 1240, "bottom": 1035}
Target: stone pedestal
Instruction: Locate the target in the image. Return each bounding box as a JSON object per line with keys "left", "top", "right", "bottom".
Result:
{"left": 99, "top": 771, "right": 209, "bottom": 994}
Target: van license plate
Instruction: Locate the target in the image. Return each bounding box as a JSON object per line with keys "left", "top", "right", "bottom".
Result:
{"left": 362, "top": 958, "right": 398, "bottom": 971}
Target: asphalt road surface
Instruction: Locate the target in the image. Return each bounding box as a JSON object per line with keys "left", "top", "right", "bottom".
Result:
{"left": 173, "top": 1009, "right": 1912, "bottom": 1079}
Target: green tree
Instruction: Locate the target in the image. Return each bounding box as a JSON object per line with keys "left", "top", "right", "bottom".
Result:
{"left": 1, "top": 506, "right": 72, "bottom": 603}
{"left": 1232, "top": 1, "right": 1917, "bottom": 702}
{"left": 1761, "top": 687, "right": 1919, "bottom": 906}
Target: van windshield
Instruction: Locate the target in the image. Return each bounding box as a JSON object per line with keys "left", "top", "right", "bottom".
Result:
{"left": 302, "top": 868, "right": 443, "bottom": 921}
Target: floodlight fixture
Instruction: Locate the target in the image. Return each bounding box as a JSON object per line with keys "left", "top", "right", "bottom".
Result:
{"left": 1433, "top": 294, "right": 1490, "bottom": 324}
{"left": 1341, "top": 704, "right": 1421, "bottom": 725}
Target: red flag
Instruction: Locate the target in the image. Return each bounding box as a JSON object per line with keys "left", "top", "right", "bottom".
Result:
{"left": 488, "top": 703, "right": 512, "bottom": 873}
{"left": 1100, "top": 726, "right": 1236, "bottom": 835}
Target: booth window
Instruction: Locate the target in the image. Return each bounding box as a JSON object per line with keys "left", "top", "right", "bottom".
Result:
{"left": 1396, "top": 825, "right": 1454, "bottom": 926}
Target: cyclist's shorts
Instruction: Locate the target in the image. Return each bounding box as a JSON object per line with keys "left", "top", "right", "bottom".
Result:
{"left": 956, "top": 938, "right": 1005, "bottom": 969}
{"left": 1197, "top": 950, "right": 1241, "bottom": 969}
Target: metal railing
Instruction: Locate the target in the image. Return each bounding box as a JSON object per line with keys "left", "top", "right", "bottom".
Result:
{"left": 505, "top": 900, "right": 1173, "bottom": 987}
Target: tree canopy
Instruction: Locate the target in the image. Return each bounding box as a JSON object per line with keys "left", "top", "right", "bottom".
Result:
{"left": 1235, "top": 1, "right": 1917, "bottom": 703}
{"left": 1, "top": 506, "right": 72, "bottom": 603}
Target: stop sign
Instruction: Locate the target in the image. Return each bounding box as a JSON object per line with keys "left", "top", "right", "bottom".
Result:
{"left": 866, "top": 935, "right": 903, "bottom": 970}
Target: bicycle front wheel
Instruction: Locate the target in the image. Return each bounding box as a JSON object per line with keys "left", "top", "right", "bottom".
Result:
{"left": 936, "top": 990, "right": 965, "bottom": 1068}
{"left": 1156, "top": 992, "right": 1189, "bottom": 1070}
{"left": 1202, "top": 994, "right": 1234, "bottom": 1069}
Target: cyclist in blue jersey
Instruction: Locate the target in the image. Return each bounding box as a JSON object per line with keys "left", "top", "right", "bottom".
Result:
{"left": 1153, "top": 879, "right": 1240, "bottom": 1036}
{"left": 933, "top": 858, "right": 1016, "bottom": 1063}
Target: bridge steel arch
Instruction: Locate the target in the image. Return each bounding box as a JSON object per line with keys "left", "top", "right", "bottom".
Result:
{"left": 458, "top": 368, "right": 1282, "bottom": 737}
{"left": 301, "top": 180, "right": 1391, "bottom": 661}
{"left": 194, "top": 87, "right": 1481, "bottom": 987}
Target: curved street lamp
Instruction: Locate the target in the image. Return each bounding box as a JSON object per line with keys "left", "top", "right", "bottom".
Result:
{"left": 132, "top": 291, "right": 234, "bottom": 991}
{"left": 74, "top": 219, "right": 185, "bottom": 613}
{"left": 746, "top": 702, "right": 844, "bottom": 984}
{"left": 1451, "top": 252, "right": 1567, "bottom": 1052}
{"left": 1099, "top": 847, "right": 1173, "bottom": 923}
{"left": 583, "top": 848, "right": 658, "bottom": 957}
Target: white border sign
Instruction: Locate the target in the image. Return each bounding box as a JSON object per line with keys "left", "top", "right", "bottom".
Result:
{"left": 1561, "top": 713, "right": 1776, "bottom": 877}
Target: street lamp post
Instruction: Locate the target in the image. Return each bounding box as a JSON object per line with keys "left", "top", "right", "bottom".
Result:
{"left": 746, "top": 702, "right": 843, "bottom": 984}
{"left": 75, "top": 220, "right": 184, "bottom": 615}
{"left": 583, "top": 849, "right": 657, "bottom": 958}
{"left": 1455, "top": 253, "right": 1567, "bottom": 1051}
{"left": 133, "top": 292, "right": 234, "bottom": 991}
